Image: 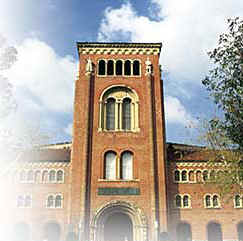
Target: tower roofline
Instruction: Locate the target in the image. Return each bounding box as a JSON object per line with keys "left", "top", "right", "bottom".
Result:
{"left": 77, "top": 42, "right": 162, "bottom": 56}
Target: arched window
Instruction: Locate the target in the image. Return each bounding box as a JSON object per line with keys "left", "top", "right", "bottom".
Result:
{"left": 207, "top": 222, "right": 222, "bottom": 241}
{"left": 47, "top": 195, "right": 54, "bottom": 208}
{"left": 124, "top": 60, "right": 131, "bottom": 75}
{"left": 107, "top": 60, "right": 114, "bottom": 75}
{"left": 122, "top": 98, "right": 131, "bottom": 130}
{"left": 174, "top": 170, "right": 180, "bottom": 182}
{"left": 205, "top": 195, "right": 211, "bottom": 207}
{"left": 98, "top": 60, "right": 106, "bottom": 75}
{"left": 106, "top": 98, "right": 115, "bottom": 130}
{"left": 183, "top": 195, "right": 189, "bottom": 207}
{"left": 120, "top": 152, "right": 133, "bottom": 180}
{"left": 189, "top": 171, "right": 194, "bottom": 182}
{"left": 55, "top": 195, "right": 62, "bottom": 208}
{"left": 237, "top": 222, "right": 243, "bottom": 241}
{"left": 99, "top": 86, "right": 139, "bottom": 132}
{"left": 49, "top": 170, "right": 56, "bottom": 182}
{"left": 176, "top": 223, "right": 192, "bottom": 241}
{"left": 116, "top": 60, "right": 123, "bottom": 75}
{"left": 20, "top": 170, "right": 26, "bottom": 182}
{"left": 213, "top": 195, "right": 219, "bottom": 207}
{"left": 27, "top": 170, "right": 34, "bottom": 182}
{"left": 42, "top": 170, "right": 48, "bottom": 182}
{"left": 176, "top": 195, "right": 181, "bottom": 208}
{"left": 203, "top": 170, "right": 209, "bottom": 181}
{"left": 181, "top": 170, "right": 187, "bottom": 181}
{"left": 35, "top": 170, "right": 41, "bottom": 183}
{"left": 17, "top": 195, "right": 24, "bottom": 207}
{"left": 57, "top": 170, "right": 64, "bottom": 182}
{"left": 104, "top": 152, "right": 116, "bottom": 180}
{"left": 25, "top": 195, "right": 31, "bottom": 207}
{"left": 196, "top": 170, "right": 202, "bottom": 182}
{"left": 210, "top": 170, "right": 216, "bottom": 181}
{"left": 133, "top": 60, "right": 140, "bottom": 75}
{"left": 235, "top": 195, "right": 241, "bottom": 207}
{"left": 235, "top": 195, "right": 241, "bottom": 208}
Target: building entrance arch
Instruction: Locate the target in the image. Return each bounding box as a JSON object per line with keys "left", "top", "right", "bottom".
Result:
{"left": 91, "top": 201, "right": 147, "bottom": 241}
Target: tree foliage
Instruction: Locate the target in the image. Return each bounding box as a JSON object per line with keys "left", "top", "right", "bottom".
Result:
{"left": 0, "top": 35, "right": 17, "bottom": 118}
{"left": 202, "top": 17, "right": 243, "bottom": 150}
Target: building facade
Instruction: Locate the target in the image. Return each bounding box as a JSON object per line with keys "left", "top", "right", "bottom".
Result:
{"left": 3, "top": 43, "right": 243, "bottom": 241}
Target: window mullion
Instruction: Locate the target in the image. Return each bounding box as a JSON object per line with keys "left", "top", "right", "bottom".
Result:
{"left": 115, "top": 100, "right": 119, "bottom": 130}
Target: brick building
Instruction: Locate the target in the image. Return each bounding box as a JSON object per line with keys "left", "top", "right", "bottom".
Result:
{"left": 3, "top": 43, "right": 243, "bottom": 241}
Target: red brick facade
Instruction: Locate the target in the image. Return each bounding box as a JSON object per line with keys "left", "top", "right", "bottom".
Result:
{"left": 3, "top": 43, "right": 243, "bottom": 241}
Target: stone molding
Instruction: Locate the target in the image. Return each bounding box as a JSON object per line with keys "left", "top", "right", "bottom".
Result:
{"left": 77, "top": 43, "right": 162, "bottom": 55}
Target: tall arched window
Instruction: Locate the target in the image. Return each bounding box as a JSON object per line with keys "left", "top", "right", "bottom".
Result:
{"left": 98, "top": 60, "right": 106, "bottom": 75}
{"left": 176, "top": 195, "right": 181, "bottom": 208}
{"left": 17, "top": 195, "right": 25, "bottom": 207}
{"left": 176, "top": 223, "right": 192, "bottom": 241}
{"left": 99, "top": 86, "right": 139, "bottom": 132}
{"left": 207, "top": 222, "right": 222, "bottom": 241}
{"left": 120, "top": 152, "right": 133, "bottom": 180}
{"left": 47, "top": 195, "right": 54, "bottom": 208}
{"left": 106, "top": 98, "right": 115, "bottom": 130}
{"left": 174, "top": 170, "right": 180, "bottom": 182}
{"left": 181, "top": 170, "right": 187, "bottom": 181}
{"left": 27, "top": 170, "right": 34, "bottom": 182}
{"left": 25, "top": 195, "right": 31, "bottom": 207}
{"left": 55, "top": 195, "right": 62, "bottom": 208}
{"left": 20, "top": 170, "right": 26, "bottom": 182}
{"left": 133, "top": 60, "right": 140, "bottom": 75}
{"left": 203, "top": 170, "right": 209, "bottom": 181}
{"left": 49, "top": 170, "right": 56, "bottom": 182}
{"left": 35, "top": 170, "right": 41, "bottom": 183}
{"left": 104, "top": 152, "right": 117, "bottom": 180}
{"left": 205, "top": 195, "right": 211, "bottom": 207}
{"left": 124, "top": 60, "right": 131, "bottom": 75}
{"left": 235, "top": 195, "right": 241, "bottom": 207}
{"left": 57, "top": 170, "right": 64, "bottom": 182}
{"left": 42, "top": 170, "right": 48, "bottom": 182}
{"left": 213, "top": 195, "right": 219, "bottom": 207}
{"left": 116, "top": 60, "right": 123, "bottom": 75}
{"left": 122, "top": 98, "right": 131, "bottom": 130}
{"left": 107, "top": 60, "right": 114, "bottom": 75}
{"left": 183, "top": 195, "right": 189, "bottom": 207}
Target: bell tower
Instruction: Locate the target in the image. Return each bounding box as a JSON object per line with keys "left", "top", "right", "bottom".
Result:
{"left": 70, "top": 43, "right": 168, "bottom": 241}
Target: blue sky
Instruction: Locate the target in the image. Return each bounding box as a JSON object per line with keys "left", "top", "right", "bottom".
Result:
{"left": 1, "top": 0, "right": 243, "bottom": 145}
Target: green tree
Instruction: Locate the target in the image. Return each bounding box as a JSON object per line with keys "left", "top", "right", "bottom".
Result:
{"left": 202, "top": 17, "right": 243, "bottom": 150}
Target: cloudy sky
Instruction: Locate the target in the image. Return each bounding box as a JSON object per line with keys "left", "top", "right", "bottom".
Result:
{"left": 1, "top": 0, "right": 243, "bottom": 145}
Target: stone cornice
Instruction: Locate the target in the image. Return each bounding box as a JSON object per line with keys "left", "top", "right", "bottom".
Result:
{"left": 77, "top": 42, "right": 162, "bottom": 56}
{"left": 13, "top": 161, "right": 70, "bottom": 169}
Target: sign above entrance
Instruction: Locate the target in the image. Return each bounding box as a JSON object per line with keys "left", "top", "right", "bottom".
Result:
{"left": 98, "top": 187, "right": 140, "bottom": 195}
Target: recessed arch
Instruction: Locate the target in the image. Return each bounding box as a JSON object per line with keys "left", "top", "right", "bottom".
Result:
{"left": 176, "top": 222, "right": 192, "bottom": 241}
{"left": 91, "top": 201, "right": 147, "bottom": 241}
{"left": 99, "top": 86, "right": 139, "bottom": 132}
{"left": 207, "top": 222, "right": 222, "bottom": 241}
{"left": 44, "top": 222, "right": 61, "bottom": 241}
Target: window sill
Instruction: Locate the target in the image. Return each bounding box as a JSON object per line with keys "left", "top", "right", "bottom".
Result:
{"left": 98, "top": 129, "right": 140, "bottom": 133}
{"left": 98, "top": 179, "right": 139, "bottom": 183}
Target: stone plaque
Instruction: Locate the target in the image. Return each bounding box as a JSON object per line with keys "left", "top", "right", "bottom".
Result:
{"left": 98, "top": 187, "right": 140, "bottom": 195}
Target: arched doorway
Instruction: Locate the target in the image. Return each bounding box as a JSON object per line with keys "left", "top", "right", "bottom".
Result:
{"left": 44, "top": 222, "right": 61, "bottom": 241}
{"left": 176, "top": 222, "right": 192, "bottom": 241}
{"left": 91, "top": 201, "right": 147, "bottom": 241}
{"left": 12, "top": 222, "right": 30, "bottom": 241}
{"left": 104, "top": 212, "right": 133, "bottom": 241}
{"left": 237, "top": 222, "right": 243, "bottom": 241}
{"left": 207, "top": 222, "right": 222, "bottom": 241}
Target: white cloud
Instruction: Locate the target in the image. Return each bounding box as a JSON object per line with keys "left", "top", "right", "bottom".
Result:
{"left": 6, "top": 38, "right": 76, "bottom": 113}
{"left": 164, "top": 96, "right": 197, "bottom": 126}
{"left": 98, "top": 1, "right": 243, "bottom": 83}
